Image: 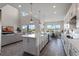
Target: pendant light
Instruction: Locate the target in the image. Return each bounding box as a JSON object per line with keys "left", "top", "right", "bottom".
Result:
{"left": 30, "top": 3, "right": 33, "bottom": 23}
{"left": 39, "top": 10, "right": 41, "bottom": 24}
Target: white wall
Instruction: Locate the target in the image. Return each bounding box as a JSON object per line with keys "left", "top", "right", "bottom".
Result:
{"left": 2, "top": 5, "right": 19, "bottom": 32}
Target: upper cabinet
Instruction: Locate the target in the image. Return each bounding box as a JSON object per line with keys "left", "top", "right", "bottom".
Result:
{"left": 76, "top": 4, "right": 79, "bottom": 28}
{"left": 77, "top": 4, "right": 79, "bottom": 18}
{"left": 70, "top": 4, "right": 77, "bottom": 19}
{"left": 64, "top": 4, "right": 78, "bottom": 30}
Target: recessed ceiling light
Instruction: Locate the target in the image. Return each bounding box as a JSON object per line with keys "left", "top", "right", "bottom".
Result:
{"left": 53, "top": 11, "right": 56, "bottom": 14}
{"left": 78, "top": 7, "right": 79, "bottom": 10}
{"left": 53, "top": 5, "right": 56, "bottom": 8}
{"left": 18, "top": 5, "right": 22, "bottom": 7}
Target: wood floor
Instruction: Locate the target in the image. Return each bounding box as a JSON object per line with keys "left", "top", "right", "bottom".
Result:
{"left": 40, "top": 37, "right": 66, "bottom": 56}
{"left": 1, "top": 37, "right": 66, "bottom": 56}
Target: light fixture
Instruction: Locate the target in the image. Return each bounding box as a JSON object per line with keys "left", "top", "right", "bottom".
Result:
{"left": 30, "top": 3, "right": 33, "bottom": 23}
{"left": 52, "top": 5, "right": 56, "bottom": 8}
{"left": 78, "top": 7, "right": 79, "bottom": 10}
{"left": 39, "top": 10, "right": 41, "bottom": 24}
{"left": 53, "top": 11, "right": 56, "bottom": 14}
{"left": 30, "top": 19, "right": 33, "bottom": 23}
{"left": 18, "top": 5, "right": 22, "bottom": 7}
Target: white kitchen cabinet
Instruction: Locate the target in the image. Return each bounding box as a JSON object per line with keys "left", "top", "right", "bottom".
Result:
{"left": 40, "top": 35, "right": 44, "bottom": 51}
{"left": 61, "top": 34, "right": 64, "bottom": 46}
{"left": 64, "top": 38, "right": 70, "bottom": 56}
{"left": 66, "top": 40, "right": 70, "bottom": 56}
{"left": 39, "top": 36, "right": 42, "bottom": 51}
{"left": 63, "top": 37, "right": 79, "bottom": 56}
{"left": 64, "top": 4, "right": 77, "bottom": 26}
{"left": 62, "top": 35, "right": 72, "bottom": 56}
{"left": 2, "top": 33, "right": 22, "bottom": 46}
{"left": 72, "top": 4, "right": 77, "bottom": 17}
{"left": 63, "top": 3, "right": 79, "bottom": 56}
{"left": 69, "top": 43, "right": 79, "bottom": 56}
{"left": 69, "top": 4, "right": 77, "bottom": 19}
{"left": 39, "top": 34, "right": 48, "bottom": 51}
{"left": 76, "top": 4, "right": 79, "bottom": 28}
{"left": 23, "top": 37, "right": 39, "bottom": 55}
{"left": 77, "top": 4, "right": 79, "bottom": 18}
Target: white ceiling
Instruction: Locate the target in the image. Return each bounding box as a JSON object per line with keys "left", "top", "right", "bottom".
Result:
{"left": 0, "top": 3, "right": 71, "bottom": 22}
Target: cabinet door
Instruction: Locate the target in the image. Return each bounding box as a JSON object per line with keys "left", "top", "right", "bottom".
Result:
{"left": 64, "top": 39, "right": 67, "bottom": 54}
{"left": 66, "top": 40, "right": 70, "bottom": 56}
{"left": 65, "top": 40, "right": 69, "bottom": 55}
{"left": 68, "top": 4, "right": 76, "bottom": 20}
{"left": 76, "top": 4, "right": 79, "bottom": 28}
{"left": 39, "top": 36, "right": 42, "bottom": 51}
{"left": 70, "top": 46, "right": 79, "bottom": 56}
{"left": 64, "top": 38, "right": 70, "bottom": 56}
{"left": 72, "top": 4, "right": 77, "bottom": 17}
{"left": 77, "top": 4, "right": 79, "bottom": 18}
{"left": 23, "top": 38, "right": 37, "bottom": 55}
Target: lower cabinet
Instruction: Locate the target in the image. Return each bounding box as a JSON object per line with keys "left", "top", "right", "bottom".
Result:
{"left": 64, "top": 39, "right": 70, "bottom": 56}
{"left": 69, "top": 44, "right": 79, "bottom": 56}
{"left": 39, "top": 34, "right": 48, "bottom": 51}
{"left": 63, "top": 38, "right": 79, "bottom": 56}
{"left": 23, "top": 37, "right": 39, "bottom": 55}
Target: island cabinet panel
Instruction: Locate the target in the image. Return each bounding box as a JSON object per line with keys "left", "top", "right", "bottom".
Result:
{"left": 23, "top": 37, "right": 38, "bottom": 55}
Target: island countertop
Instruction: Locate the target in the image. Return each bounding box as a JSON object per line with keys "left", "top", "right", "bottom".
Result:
{"left": 22, "top": 34, "right": 36, "bottom": 38}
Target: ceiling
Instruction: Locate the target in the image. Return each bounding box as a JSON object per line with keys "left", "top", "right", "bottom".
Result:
{"left": 0, "top": 3, "right": 71, "bottom": 22}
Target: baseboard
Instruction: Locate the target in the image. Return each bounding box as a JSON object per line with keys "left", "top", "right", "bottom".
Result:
{"left": 23, "top": 52, "right": 35, "bottom": 56}
{"left": 40, "top": 41, "right": 49, "bottom": 53}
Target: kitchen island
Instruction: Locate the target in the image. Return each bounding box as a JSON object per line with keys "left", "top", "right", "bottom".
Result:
{"left": 22, "top": 33, "right": 48, "bottom": 56}
{"left": 22, "top": 34, "right": 40, "bottom": 56}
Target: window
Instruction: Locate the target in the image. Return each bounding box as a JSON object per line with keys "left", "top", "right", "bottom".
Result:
{"left": 52, "top": 25, "right": 55, "bottom": 29}
{"left": 46, "top": 24, "right": 60, "bottom": 32}
{"left": 55, "top": 25, "right": 60, "bottom": 30}
{"left": 28, "top": 24, "right": 35, "bottom": 33}
{"left": 22, "top": 25, "right": 27, "bottom": 33}
{"left": 22, "top": 24, "right": 35, "bottom": 33}
{"left": 22, "top": 25, "right": 27, "bottom": 29}
{"left": 29, "top": 25, "right": 35, "bottom": 30}
{"left": 47, "top": 25, "right": 52, "bottom": 29}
